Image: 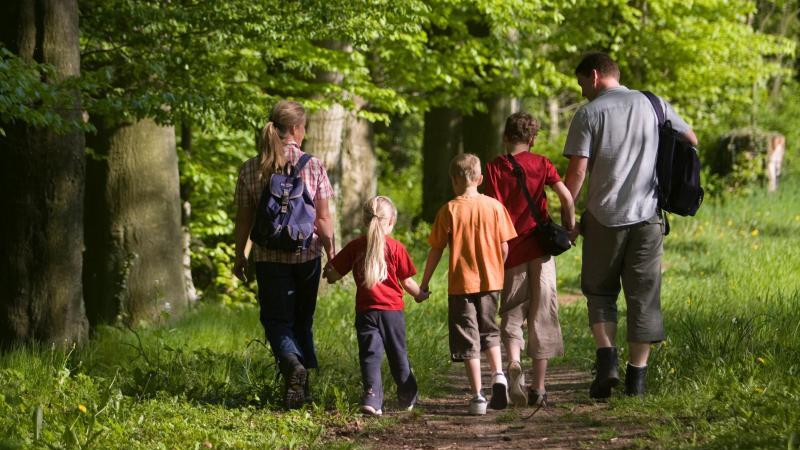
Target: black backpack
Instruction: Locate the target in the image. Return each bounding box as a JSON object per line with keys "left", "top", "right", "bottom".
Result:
{"left": 641, "top": 91, "right": 704, "bottom": 234}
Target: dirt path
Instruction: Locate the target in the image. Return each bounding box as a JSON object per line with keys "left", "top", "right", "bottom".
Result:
{"left": 340, "top": 364, "right": 649, "bottom": 449}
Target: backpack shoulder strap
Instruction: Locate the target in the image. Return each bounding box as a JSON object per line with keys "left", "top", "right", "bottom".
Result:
{"left": 506, "top": 153, "right": 547, "bottom": 224}
{"left": 293, "top": 153, "right": 313, "bottom": 175}
{"left": 641, "top": 90, "right": 665, "bottom": 126}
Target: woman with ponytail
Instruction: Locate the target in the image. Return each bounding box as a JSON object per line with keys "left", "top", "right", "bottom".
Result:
{"left": 323, "top": 196, "right": 428, "bottom": 415}
{"left": 233, "top": 100, "right": 335, "bottom": 409}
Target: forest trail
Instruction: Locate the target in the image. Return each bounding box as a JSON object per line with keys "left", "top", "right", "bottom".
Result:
{"left": 344, "top": 360, "right": 650, "bottom": 449}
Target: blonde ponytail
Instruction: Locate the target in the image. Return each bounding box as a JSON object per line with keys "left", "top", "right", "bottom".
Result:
{"left": 362, "top": 196, "right": 397, "bottom": 289}
{"left": 258, "top": 100, "right": 306, "bottom": 180}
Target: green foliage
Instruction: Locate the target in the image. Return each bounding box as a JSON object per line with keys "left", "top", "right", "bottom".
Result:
{"left": 0, "top": 48, "right": 90, "bottom": 135}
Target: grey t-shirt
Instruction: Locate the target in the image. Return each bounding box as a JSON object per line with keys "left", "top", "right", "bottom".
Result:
{"left": 563, "top": 86, "right": 691, "bottom": 227}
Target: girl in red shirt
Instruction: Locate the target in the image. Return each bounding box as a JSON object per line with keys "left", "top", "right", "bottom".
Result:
{"left": 323, "top": 196, "right": 428, "bottom": 415}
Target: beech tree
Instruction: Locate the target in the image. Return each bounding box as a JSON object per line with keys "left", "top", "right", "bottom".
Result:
{"left": 0, "top": 0, "right": 88, "bottom": 347}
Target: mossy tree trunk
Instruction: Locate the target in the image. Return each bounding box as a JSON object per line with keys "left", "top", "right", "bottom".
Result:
{"left": 0, "top": 0, "right": 89, "bottom": 347}
{"left": 84, "top": 118, "right": 188, "bottom": 327}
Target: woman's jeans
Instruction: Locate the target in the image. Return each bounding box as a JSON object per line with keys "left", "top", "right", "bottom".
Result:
{"left": 255, "top": 258, "right": 320, "bottom": 368}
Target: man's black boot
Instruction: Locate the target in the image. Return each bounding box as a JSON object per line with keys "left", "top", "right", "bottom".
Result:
{"left": 624, "top": 363, "right": 647, "bottom": 396}
{"left": 278, "top": 353, "right": 307, "bottom": 409}
{"left": 589, "top": 347, "right": 619, "bottom": 399}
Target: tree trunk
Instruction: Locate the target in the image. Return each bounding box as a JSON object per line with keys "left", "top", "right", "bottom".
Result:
{"left": 303, "top": 40, "right": 352, "bottom": 249}
{"left": 340, "top": 103, "right": 377, "bottom": 241}
{"left": 548, "top": 97, "right": 560, "bottom": 139}
{"left": 84, "top": 118, "right": 188, "bottom": 327}
{"left": 422, "top": 107, "right": 462, "bottom": 222}
{"left": 179, "top": 120, "right": 198, "bottom": 305}
{"left": 0, "top": 0, "right": 88, "bottom": 347}
{"left": 462, "top": 96, "right": 518, "bottom": 165}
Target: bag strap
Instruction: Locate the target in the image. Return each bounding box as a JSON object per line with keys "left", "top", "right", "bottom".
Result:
{"left": 641, "top": 90, "right": 671, "bottom": 237}
{"left": 506, "top": 153, "right": 548, "bottom": 225}
{"left": 292, "top": 153, "right": 313, "bottom": 175}
{"left": 641, "top": 90, "right": 665, "bottom": 126}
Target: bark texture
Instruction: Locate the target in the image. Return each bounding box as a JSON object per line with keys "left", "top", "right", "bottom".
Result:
{"left": 340, "top": 106, "right": 377, "bottom": 241}
{"left": 84, "top": 119, "right": 187, "bottom": 327}
{"left": 422, "top": 107, "right": 462, "bottom": 222}
{"left": 0, "top": 0, "right": 88, "bottom": 347}
{"left": 462, "top": 96, "right": 518, "bottom": 165}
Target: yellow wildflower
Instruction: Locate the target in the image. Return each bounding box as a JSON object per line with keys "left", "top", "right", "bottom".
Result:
{"left": 751, "top": 229, "right": 759, "bottom": 237}
{"left": 78, "top": 404, "right": 87, "bottom": 413}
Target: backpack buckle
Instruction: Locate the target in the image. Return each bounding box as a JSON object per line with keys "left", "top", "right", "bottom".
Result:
{"left": 281, "top": 187, "right": 290, "bottom": 213}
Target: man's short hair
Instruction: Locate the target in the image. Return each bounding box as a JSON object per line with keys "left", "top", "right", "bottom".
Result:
{"left": 575, "top": 52, "right": 620, "bottom": 79}
{"left": 449, "top": 153, "right": 482, "bottom": 183}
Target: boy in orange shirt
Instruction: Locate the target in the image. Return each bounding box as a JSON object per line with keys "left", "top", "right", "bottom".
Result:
{"left": 419, "top": 153, "right": 518, "bottom": 415}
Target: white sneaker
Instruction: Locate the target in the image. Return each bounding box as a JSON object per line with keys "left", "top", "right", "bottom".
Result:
{"left": 469, "top": 394, "right": 487, "bottom": 415}
{"left": 360, "top": 405, "right": 383, "bottom": 416}
{"left": 507, "top": 361, "right": 528, "bottom": 407}
{"left": 489, "top": 372, "right": 508, "bottom": 410}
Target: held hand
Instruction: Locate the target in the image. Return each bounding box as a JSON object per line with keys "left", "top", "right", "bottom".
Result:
{"left": 567, "top": 223, "right": 581, "bottom": 243}
{"left": 415, "top": 286, "right": 431, "bottom": 303}
{"left": 233, "top": 255, "right": 248, "bottom": 282}
{"left": 322, "top": 263, "right": 334, "bottom": 283}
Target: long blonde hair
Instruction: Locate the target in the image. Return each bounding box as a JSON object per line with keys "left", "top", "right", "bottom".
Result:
{"left": 362, "top": 196, "right": 397, "bottom": 289}
{"left": 258, "top": 100, "right": 305, "bottom": 180}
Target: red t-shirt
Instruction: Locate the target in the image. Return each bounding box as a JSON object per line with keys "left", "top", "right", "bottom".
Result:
{"left": 484, "top": 151, "right": 561, "bottom": 268}
{"left": 330, "top": 236, "right": 417, "bottom": 313}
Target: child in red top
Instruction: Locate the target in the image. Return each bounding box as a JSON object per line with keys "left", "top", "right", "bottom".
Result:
{"left": 323, "top": 196, "right": 428, "bottom": 415}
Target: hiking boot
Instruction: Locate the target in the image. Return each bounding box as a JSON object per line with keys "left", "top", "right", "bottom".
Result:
{"left": 624, "top": 363, "right": 647, "bottom": 396}
{"left": 488, "top": 372, "right": 508, "bottom": 410}
{"left": 589, "top": 347, "right": 619, "bottom": 399}
{"left": 279, "top": 354, "right": 307, "bottom": 409}
{"left": 527, "top": 389, "right": 548, "bottom": 408}
{"left": 507, "top": 361, "right": 528, "bottom": 407}
{"left": 468, "top": 393, "right": 487, "bottom": 416}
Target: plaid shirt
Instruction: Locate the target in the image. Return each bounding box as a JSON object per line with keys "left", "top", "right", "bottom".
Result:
{"left": 234, "top": 141, "right": 333, "bottom": 263}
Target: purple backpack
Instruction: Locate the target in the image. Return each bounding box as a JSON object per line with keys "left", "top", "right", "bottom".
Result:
{"left": 250, "top": 154, "right": 316, "bottom": 253}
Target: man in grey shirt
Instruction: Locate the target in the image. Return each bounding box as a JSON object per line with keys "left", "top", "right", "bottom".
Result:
{"left": 563, "top": 53, "right": 697, "bottom": 398}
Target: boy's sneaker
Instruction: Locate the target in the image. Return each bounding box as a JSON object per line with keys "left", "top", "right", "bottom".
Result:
{"left": 360, "top": 405, "right": 383, "bottom": 416}
{"left": 507, "top": 361, "right": 528, "bottom": 407}
{"left": 488, "top": 372, "right": 508, "bottom": 410}
{"left": 468, "top": 393, "right": 487, "bottom": 415}
{"left": 527, "top": 389, "right": 548, "bottom": 408}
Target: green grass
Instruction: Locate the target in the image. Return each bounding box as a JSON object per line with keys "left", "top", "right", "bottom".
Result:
{"left": 1, "top": 177, "right": 799, "bottom": 449}
{"left": 553, "top": 175, "right": 800, "bottom": 449}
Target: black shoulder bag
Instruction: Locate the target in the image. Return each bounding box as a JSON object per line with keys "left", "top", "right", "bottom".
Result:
{"left": 506, "top": 153, "right": 572, "bottom": 256}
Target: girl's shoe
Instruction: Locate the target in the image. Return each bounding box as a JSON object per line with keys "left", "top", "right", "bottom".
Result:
{"left": 507, "top": 361, "right": 528, "bottom": 407}
{"left": 360, "top": 405, "right": 383, "bottom": 416}
{"left": 469, "top": 393, "right": 487, "bottom": 415}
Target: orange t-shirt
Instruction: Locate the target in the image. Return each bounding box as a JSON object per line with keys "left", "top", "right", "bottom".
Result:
{"left": 428, "top": 194, "right": 517, "bottom": 295}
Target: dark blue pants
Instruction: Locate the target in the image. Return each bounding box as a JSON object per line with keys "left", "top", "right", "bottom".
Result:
{"left": 356, "top": 310, "right": 417, "bottom": 409}
{"left": 256, "top": 258, "right": 320, "bottom": 369}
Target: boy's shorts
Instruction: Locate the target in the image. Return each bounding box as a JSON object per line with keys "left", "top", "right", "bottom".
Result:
{"left": 447, "top": 291, "right": 501, "bottom": 362}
